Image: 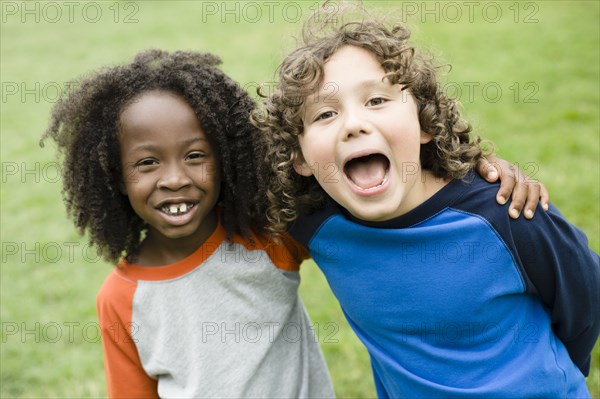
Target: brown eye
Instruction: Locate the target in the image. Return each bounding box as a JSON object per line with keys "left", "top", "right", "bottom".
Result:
{"left": 186, "top": 152, "right": 207, "bottom": 160}
{"left": 367, "top": 97, "right": 386, "bottom": 106}
{"left": 316, "top": 111, "right": 335, "bottom": 121}
{"left": 136, "top": 158, "right": 158, "bottom": 167}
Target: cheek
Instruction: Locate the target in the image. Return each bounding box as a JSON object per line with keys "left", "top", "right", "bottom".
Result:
{"left": 299, "top": 133, "right": 332, "bottom": 164}
{"left": 122, "top": 179, "right": 147, "bottom": 201}
{"left": 199, "top": 161, "right": 222, "bottom": 196}
{"left": 206, "top": 162, "right": 221, "bottom": 184}
{"left": 303, "top": 141, "right": 344, "bottom": 183}
{"left": 120, "top": 167, "right": 137, "bottom": 194}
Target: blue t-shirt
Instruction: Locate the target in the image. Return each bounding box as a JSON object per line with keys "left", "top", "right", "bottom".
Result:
{"left": 291, "top": 172, "right": 599, "bottom": 398}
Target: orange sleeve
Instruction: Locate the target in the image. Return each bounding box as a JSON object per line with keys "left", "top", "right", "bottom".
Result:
{"left": 254, "top": 232, "right": 310, "bottom": 272}
{"left": 96, "top": 271, "right": 158, "bottom": 399}
{"left": 280, "top": 232, "right": 310, "bottom": 265}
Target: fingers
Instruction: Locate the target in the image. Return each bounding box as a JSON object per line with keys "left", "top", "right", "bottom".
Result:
{"left": 508, "top": 175, "right": 547, "bottom": 220}
{"left": 482, "top": 156, "right": 550, "bottom": 219}
{"left": 521, "top": 181, "right": 549, "bottom": 218}
{"left": 476, "top": 156, "right": 500, "bottom": 182}
{"left": 517, "top": 179, "right": 540, "bottom": 219}
{"left": 494, "top": 160, "right": 517, "bottom": 207}
{"left": 506, "top": 165, "right": 528, "bottom": 219}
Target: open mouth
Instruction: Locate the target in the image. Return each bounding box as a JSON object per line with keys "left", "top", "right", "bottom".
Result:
{"left": 343, "top": 153, "right": 390, "bottom": 191}
{"left": 160, "top": 202, "right": 197, "bottom": 216}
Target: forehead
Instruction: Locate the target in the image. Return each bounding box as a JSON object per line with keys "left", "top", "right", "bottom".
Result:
{"left": 302, "top": 45, "right": 387, "bottom": 104}
{"left": 120, "top": 90, "right": 195, "bottom": 125}
{"left": 315, "top": 46, "right": 385, "bottom": 95}
{"left": 118, "top": 90, "right": 211, "bottom": 148}
{"left": 324, "top": 45, "right": 383, "bottom": 75}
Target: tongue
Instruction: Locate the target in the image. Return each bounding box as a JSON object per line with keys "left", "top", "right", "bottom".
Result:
{"left": 345, "top": 154, "right": 388, "bottom": 189}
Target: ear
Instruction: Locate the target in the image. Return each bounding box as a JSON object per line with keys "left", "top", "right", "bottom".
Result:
{"left": 293, "top": 153, "right": 313, "bottom": 177}
{"left": 420, "top": 131, "right": 433, "bottom": 144}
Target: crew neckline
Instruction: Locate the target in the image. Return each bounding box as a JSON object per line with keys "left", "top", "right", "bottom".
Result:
{"left": 115, "top": 221, "right": 225, "bottom": 281}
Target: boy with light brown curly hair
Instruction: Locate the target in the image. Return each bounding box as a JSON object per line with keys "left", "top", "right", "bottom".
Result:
{"left": 252, "top": 4, "right": 599, "bottom": 398}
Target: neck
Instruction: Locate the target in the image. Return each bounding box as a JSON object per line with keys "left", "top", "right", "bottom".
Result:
{"left": 393, "top": 170, "right": 450, "bottom": 219}
{"left": 420, "top": 170, "right": 450, "bottom": 201}
{"left": 135, "top": 211, "right": 218, "bottom": 266}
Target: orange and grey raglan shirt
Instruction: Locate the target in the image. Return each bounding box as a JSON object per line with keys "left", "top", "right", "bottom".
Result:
{"left": 96, "top": 222, "right": 335, "bottom": 398}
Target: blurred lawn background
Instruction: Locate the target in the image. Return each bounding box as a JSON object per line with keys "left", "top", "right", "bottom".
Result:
{"left": 1, "top": 0, "right": 598, "bottom": 397}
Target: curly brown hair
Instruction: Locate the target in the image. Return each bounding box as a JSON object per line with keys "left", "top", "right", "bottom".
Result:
{"left": 41, "top": 49, "right": 268, "bottom": 263}
{"left": 251, "top": 3, "right": 487, "bottom": 234}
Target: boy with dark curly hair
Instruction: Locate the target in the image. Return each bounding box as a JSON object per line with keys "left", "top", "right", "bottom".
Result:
{"left": 40, "top": 49, "right": 335, "bottom": 398}
{"left": 252, "top": 6, "right": 600, "bottom": 398}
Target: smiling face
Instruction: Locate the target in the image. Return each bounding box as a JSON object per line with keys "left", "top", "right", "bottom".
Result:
{"left": 294, "top": 45, "right": 439, "bottom": 222}
{"left": 119, "top": 90, "right": 220, "bottom": 255}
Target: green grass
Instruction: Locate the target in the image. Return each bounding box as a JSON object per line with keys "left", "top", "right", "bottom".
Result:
{"left": 1, "top": 1, "right": 598, "bottom": 397}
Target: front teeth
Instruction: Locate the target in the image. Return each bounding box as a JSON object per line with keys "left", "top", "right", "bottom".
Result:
{"left": 162, "top": 203, "right": 193, "bottom": 216}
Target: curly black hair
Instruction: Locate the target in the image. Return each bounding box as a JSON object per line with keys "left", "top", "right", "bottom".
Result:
{"left": 41, "top": 49, "right": 268, "bottom": 263}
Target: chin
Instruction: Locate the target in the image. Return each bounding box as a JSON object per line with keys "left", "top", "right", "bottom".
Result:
{"left": 347, "top": 207, "right": 398, "bottom": 223}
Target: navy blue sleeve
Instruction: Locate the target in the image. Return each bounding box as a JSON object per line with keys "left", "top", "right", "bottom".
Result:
{"left": 288, "top": 204, "right": 340, "bottom": 247}
{"left": 509, "top": 204, "right": 600, "bottom": 376}
{"left": 454, "top": 176, "right": 600, "bottom": 376}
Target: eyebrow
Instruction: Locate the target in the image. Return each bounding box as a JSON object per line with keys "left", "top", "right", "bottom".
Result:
{"left": 316, "top": 77, "right": 390, "bottom": 97}
{"left": 129, "top": 137, "right": 209, "bottom": 153}
{"left": 358, "top": 78, "right": 390, "bottom": 88}
{"left": 304, "top": 78, "right": 391, "bottom": 111}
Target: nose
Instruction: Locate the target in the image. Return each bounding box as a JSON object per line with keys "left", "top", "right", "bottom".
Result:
{"left": 341, "top": 109, "right": 370, "bottom": 141}
{"left": 157, "top": 163, "right": 192, "bottom": 191}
